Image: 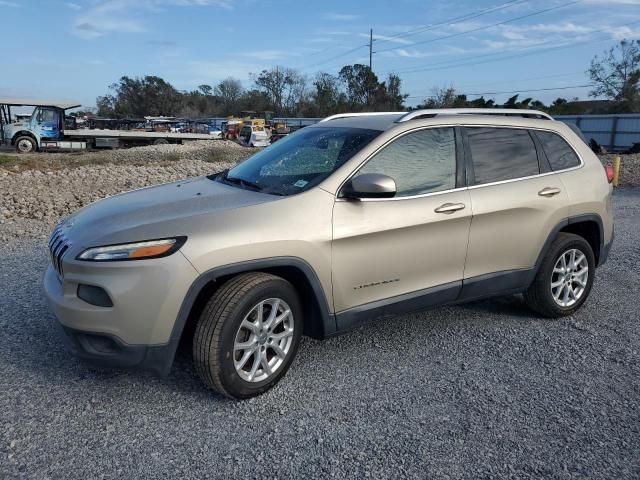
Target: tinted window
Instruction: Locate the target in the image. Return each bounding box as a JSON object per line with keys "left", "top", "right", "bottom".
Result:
{"left": 536, "top": 131, "right": 581, "bottom": 170}
{"left": 357, "top": 128, "right": 456, "bottom": 197}
{"left": 467, "top": 127, "right": 539, "bottom": 184}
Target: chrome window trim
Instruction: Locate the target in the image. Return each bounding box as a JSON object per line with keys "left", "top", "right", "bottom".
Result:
{"left": 333, "top": 123, "right": 585, "bottom": 202}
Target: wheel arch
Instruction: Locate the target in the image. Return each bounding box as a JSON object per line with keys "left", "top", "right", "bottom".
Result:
{"left": 11, "top": 130, "right": 38, "bottom": 146}
{"left": 165, "top": 257, "right": 335, "bottom": 372}
{"left": 534, "top": 214, "right": 605, "bottom": 277}
{"left": 561, "top": 215, "right": 603, "bottom": 265}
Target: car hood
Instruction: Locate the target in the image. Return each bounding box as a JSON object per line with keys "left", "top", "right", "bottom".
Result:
{"left": 63, "top": 176, "right": 278, "bottom": 247}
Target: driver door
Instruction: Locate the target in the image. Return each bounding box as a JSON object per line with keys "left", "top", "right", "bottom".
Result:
{"left": 331, "top": 127, "right": 471, "bottom": 323}
{"left": 33, "top": 107, "right": 61, "bottom": 140}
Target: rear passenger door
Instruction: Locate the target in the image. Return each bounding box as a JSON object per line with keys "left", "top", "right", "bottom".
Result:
{"left": 462, "top": 126, "right": 570, "bottom": 292}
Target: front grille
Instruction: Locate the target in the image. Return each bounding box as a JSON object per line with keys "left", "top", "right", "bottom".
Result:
{"left": 48, "top": 224, "right": 71, "bottom": 277}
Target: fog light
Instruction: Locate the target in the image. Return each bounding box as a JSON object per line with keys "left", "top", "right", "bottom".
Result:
{"left": 77, "top": 284, "right": 113, "bottom": 307}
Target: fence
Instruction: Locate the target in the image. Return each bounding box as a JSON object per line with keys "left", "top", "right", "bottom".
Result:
{"left": 555, "top": 114, "right": 640, "bottom": 152}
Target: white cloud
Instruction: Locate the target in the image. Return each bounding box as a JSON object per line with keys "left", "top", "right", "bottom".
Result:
{"left": 323, "top": 13, "right": 359, "bottom": 21}
{"left": 609, "top": 25, "right": 640, "bottom": 39}
{"left": 393, "top": 49, "right": 430, "bottom": 58}
{"left": 0, "top": 0, "right": 20, "bottom": 6}
{"left": 65, "top": 2, "right": 81, "bottom": 9}
{"left": 71, "top": 0, "right": 233, "bottom": 39}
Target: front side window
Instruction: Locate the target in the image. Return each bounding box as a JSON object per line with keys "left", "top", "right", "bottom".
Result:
{"left": 356, "top": 128, "right": 457, "bottom": 197}
{"left": 219, "top": 127, "right": 380, "bottom": 196}
{"left": 467, "top": 127, "right": 539, "bottom": 184}
{"left": 536, "top": 130, "right": 581, "bottom": 171}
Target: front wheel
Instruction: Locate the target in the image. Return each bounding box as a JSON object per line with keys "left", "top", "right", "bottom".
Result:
{"left": 15, "top": 136, "right": 36, "bottom": 153}
{"left": 193, "top": 272, "right": 303, "bottom": 399}
{"left": 524, "top": 233, "right": 595, "bottom": 318}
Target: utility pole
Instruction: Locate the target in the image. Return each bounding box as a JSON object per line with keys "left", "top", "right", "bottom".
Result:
{"left": 369, "top": 28, "right": 373, "bottom": 72}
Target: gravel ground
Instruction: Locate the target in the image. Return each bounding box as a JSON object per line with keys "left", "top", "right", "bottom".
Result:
{"left": 0, "top": 141, "right": 256, "bottom": 241}
{"left": 0, "top": 188, "right": 638, "bottom": 479}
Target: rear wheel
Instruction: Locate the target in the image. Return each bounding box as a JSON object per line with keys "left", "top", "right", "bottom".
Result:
{"left": 153, "top": 138, "right": 169, "bottom": 145}
{"left": 15, "top": 136, "right": 36, "bottom": 153}
{"left": 193, "top": 272, "right": 303, "bottom": 399}
{"left": 524, "top": 233, "right": 595, "bottom": 318}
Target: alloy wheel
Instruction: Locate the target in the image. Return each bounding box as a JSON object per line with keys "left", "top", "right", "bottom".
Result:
{"left": 550, "top": 248, "right": 589, "bottom": 307}
{"left": 233, "top": 298, "right": 294, "bottom": 382}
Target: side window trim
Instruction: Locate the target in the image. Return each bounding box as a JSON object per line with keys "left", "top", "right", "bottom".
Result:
{"left": 454, "top": 126, "right": 467, "bottom": 189}
{"left": 460, "top": 126, "right": 475, "bottom": 187}
{"left": 529, "top": 130, "right": 553, "bottom": 173}
{"left": 337, "top": 125, "right": 465, "bottom": 201}
{"left": 532, "top": 129, "right": 583, "bottom": 172}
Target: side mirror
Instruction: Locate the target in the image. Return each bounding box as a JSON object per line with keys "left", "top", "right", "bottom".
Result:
{"left": 341, "top": 173, "right": 397, "bottom": 199}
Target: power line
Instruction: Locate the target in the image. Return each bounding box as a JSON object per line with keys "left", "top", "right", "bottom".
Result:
{"left": 382, "top": 18, "right": 640, "bottom": 76}
{"left": 299, "top": 43, "right": 368, "bottom": 71}
{"left": 376, "top": 0, "right": 582, "bottom": 54}
{"left": 405, "top": 84, "right": 594, "bottom": 99}
{"left": 299, "top": 0, "right": 527, "bottom": 70}
{"left": 376, "top": 0, "right": 528, "bottom": 44}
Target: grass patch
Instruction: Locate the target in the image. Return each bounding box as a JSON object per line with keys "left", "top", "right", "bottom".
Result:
{"left": 0, "top": 154, "right": 13, "bottom": 164}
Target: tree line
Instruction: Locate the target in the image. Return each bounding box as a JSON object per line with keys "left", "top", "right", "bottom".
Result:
{"left": 95, "top": 64, "right": 407, "bottom": 118}
{"left": 93, "top": 39, "right": 639, "bottom": 119}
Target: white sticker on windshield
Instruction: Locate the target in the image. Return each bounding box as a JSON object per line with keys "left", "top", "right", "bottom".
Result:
{"left": 293, "top": 180, "right": 308, "bottom": 188}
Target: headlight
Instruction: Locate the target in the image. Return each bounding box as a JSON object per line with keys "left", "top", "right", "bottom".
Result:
{"left": 77, "top": 237, "right": 186, "bottom": 261}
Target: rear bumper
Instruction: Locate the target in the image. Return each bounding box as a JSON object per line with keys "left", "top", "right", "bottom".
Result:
{"left": 599, "top": 229, "right": 614, "bottom": 267}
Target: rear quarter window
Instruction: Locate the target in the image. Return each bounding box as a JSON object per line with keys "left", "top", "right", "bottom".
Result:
{"left": 535, "top": 130, "right": 581, "bottom": 171}
{"left": 466, "top": 127, "right": 540, "bottom": 184}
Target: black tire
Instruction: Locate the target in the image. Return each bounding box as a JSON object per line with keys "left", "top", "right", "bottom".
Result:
{"left": 193, "top": 272, "right": 303, "bottom": 399}
{"left": 15, "top": 136, "right": 36, "bottom": 153}
{"left": 524, "top": 233, "right": 595, "bottom": 318}
{"left": 153, "top": 138, "right": 169, "bottom": 145}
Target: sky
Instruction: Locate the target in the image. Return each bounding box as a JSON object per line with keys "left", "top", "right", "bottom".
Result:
{"left": 1, "top": 0, "right": 640, "bottom": 110}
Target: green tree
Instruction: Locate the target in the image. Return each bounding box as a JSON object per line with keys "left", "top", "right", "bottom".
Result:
{"left": 253, "top": 67, "right": 308, "bottom": 115}
{"left": 215, "top": 77, "right": 244, "bottom": 115}
{"left": 588, "top": 39, "right": 640, "bottom": 110}
{"left": 96, "top": 76, "right": 182, "bottom": 118}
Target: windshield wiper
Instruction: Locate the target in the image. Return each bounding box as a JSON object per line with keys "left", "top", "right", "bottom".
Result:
{"left": 223, "top": 175, "right": 263, "bottom": 192}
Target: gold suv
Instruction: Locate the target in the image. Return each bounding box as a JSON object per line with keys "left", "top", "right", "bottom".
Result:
{"left": 44, "top": 109, "right": 614, "bottom": 398}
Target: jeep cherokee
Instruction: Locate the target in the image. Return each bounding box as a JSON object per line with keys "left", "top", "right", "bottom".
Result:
{"left": 44, "top": 109, "right": 614, "bottom": 399}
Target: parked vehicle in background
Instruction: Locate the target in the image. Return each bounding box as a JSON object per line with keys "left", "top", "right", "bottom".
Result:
{"left": 0, "top": 98, "right": 214, "bottom": 153}
{"left": 44, "top": 109, "right": 613, "bottom": 399}
{"left": 239, "top": 124, "right": 270, "bottom": 147}
{"left": 208, "top": 126, "right": 223, "bottom": 139}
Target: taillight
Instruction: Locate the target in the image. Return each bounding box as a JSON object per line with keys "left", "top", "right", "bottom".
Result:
{"left": 605, "top": 164, "right": 614, "bottom": 183}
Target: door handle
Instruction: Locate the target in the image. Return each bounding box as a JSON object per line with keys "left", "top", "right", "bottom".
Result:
{"left": 538, "top": 187, "right": 561, "bottom": 197}
{"left": 434, "top": 202, "right": 466, "bottom": 214}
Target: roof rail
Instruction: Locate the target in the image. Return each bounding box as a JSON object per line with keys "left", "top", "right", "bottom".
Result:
{"left": 396, "top": 108, "right": 554, "bottom": 122}
{"left": 319, "top": 112, "right": 405, "bottom": 122}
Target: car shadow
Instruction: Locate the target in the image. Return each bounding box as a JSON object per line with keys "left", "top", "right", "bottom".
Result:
{"left": 14, "top": 289, "right": 540, "bottom": 404}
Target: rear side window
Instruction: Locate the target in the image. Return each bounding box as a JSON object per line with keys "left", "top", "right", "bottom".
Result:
{"left": 466, "top": 127, "right": 539, "bottom": 184}
{"left": 536, "top": 131, "right": 581, "bottom": 170}
{"left": 357, "top": 127, "right": 457, "bottom": 197}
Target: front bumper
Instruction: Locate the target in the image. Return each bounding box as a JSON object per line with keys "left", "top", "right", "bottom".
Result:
{"left": 43, "top": 251, "right": 199, "bottom": 373}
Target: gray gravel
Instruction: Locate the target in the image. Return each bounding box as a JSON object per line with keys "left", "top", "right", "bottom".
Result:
{"left": 1, "top": 189, "right": 639, "bottom": 479}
